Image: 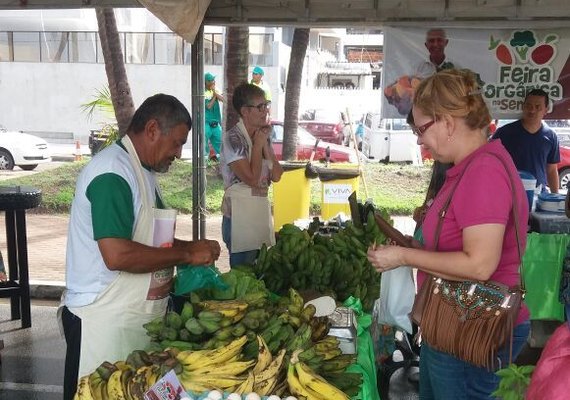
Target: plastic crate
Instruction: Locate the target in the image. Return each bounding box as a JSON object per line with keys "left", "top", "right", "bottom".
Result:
{"left": 529, "top": 212, "right": 570, "bottom": 234}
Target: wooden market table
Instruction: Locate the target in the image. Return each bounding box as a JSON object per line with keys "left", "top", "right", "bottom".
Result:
{"left": 0, "top": 185, "right": 42, "bottom": 329}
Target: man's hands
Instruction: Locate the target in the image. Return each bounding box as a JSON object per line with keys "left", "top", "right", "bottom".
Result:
{"left": 186, "top": 239, "right": 221, "bottom": 266}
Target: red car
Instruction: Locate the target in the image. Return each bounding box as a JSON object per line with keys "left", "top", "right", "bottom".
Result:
{"left": 299, "top": 109, "right": 346, "bottom": 145}
{"left": 270, "top": 122, "right": 358, "bottom": 163}
{"left": 557, "top": 145, "right": 570, "bottom": 190}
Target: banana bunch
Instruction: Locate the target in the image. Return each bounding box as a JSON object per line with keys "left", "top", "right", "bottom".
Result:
{"left": 235, "top": 336, "right": 287, "bottom": 396}
{"left": 176, "top": 336, "right": 250, "bottom": 393}
{"left": 251, "top": 212, "right": 385, "bottom": 312}
{"left": 287, "top": 351, "right": 350, "bottom": 400}
{"left": 74, "top": 350, "right": 180, "bottom": 400}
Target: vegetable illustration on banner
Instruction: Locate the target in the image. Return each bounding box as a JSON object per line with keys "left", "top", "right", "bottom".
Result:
{"left": 484, "top": 30, "right": 563, "bottom": 115}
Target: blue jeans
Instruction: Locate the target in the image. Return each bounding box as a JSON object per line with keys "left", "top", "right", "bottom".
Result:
{"left": 419, "top": 320, "right": 531, "bottom": 400}
{"left": 221, "top": 216, "right": 259, "bottom": 267}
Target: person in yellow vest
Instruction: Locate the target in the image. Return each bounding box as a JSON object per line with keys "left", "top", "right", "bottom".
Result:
{"left": 204, "top": 72, "right": 224, "bottom": 160}
{"left": 251, "top": 66, "right": 272, "bottom": 102}
{"left": 60, "top": 94, "right": 221, "bottom": 400}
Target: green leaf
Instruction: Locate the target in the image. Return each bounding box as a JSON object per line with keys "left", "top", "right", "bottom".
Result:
{"left": 519, "top": 365, "right": 535, "bottom": 375}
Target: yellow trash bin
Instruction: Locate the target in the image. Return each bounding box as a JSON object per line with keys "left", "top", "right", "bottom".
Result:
{"left": 318, "top": 164, "right": 360, "bottom": 221}
{"left": 273, "top": 162, "right": 312, "bottom": 231}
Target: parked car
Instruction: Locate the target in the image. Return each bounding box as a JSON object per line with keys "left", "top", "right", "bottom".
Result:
{"left": 299, "top": 109, "right": 346, "bottom": 145}
{"left": 361, "top": 113, "right": 422, "bottom": 163}
{"left": 270, "top": 122, "right": 359, "bottom": 163}
{"left": 0, "top": 125, "right": 51, "bottom": 170}
{"left": 557, "top": 145, "right": 570, "bottom": 190}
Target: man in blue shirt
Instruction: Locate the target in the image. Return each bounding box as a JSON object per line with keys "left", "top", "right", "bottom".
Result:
{"left": 493, "top": 89, "right": 560, "bottom": 193}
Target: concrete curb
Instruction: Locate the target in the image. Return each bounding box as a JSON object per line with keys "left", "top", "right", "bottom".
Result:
{"left": 30, "top": 281, "right": 65, "bottom": 300}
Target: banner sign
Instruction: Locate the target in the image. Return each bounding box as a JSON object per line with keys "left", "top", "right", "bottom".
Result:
{"left": 382, "top": 27, "right": 570, "bottom": 120}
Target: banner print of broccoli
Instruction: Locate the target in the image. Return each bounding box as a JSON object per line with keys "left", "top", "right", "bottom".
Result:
{"left": 489, "top": 30, "right": 558, "bottom": 66}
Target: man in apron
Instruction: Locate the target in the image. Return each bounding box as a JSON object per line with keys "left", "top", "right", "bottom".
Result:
{"left": 220, "top": 83, "right": 283, "bottom": 267}
{"left": 60, "top": 94, "right": 221, "bottom": 400}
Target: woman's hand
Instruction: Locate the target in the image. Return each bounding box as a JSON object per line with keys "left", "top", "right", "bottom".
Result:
{"left": 367, "top": 244, "right": 406, "bottom": 273}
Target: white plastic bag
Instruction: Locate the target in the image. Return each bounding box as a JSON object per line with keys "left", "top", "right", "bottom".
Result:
{"left": 377, "top": 266, "right": 416, "bottom": 334}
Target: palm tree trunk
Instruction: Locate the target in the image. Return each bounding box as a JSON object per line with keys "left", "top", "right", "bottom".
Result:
{"left": 96, "top": 8, "right": 135, "bottom": 136}
{"left": 283, "top": 28, "right": 310, "bottom": 161}
{"left": 223, "top": 27, "right": 249, "bottom": 130}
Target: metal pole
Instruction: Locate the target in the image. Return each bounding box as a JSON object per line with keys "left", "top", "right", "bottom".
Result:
{"left": 191, "top": 24, "right": 207, "bottom": 240}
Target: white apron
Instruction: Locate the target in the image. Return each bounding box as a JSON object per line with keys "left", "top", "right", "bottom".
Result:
{"left": 64, "top": 136, "right": 176, "bottom": 377}
{"left": 226, "top": 122, "right": 275, "bottom": 253}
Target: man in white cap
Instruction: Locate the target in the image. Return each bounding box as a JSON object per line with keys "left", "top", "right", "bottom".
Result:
{"left": 251, "top": 66, "right": 272, "bottom": 102}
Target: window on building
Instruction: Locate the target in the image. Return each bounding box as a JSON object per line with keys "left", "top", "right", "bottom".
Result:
{"left": 40, "top": 32, "right": 69, "bottom": 62}
{"left": 0, "top": 32, "right": 13, "bottom": 61}
{"left": 204, "top": 33, "right": 223, "bottom": 65}
{"left": 96, "top": 32, "right": 125, "bottom": 63}
{"left": 126, "top": 33, "right": 154, "bottom": 64}
{"left": 13, "top": 32, "right": 41, "bottom": 62}
{"left": 155, "top": 33, "right": 183, "bottom": 65}
{"left": 249, "top": 33, "right": 273, "bottom": 66}
{"left": 69, "top": 32, "right": 97, "bottom": 63}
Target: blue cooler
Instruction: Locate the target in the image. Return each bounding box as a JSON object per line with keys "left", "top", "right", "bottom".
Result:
{"left": 519, "top": 171, "right": 537, "bottom": 212}
{"left": 536, "top": 193, "right": 566, "bottom": 213}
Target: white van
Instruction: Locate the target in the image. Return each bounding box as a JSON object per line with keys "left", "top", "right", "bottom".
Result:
{"left": 361, "top": 113, "right": 422, "bottom": 163}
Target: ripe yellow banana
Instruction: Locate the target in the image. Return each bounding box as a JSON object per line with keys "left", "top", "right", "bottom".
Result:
{"left": 189, "top": 359, "right": 255, "bottom": 376}
{"left": 255, "top": 374, "right": 279, "bottom": 397}
{"left": 177, "top": 376, "right": 210, "bottom": 393}
{"left": 106, "top": 369, "right": 125, "bottom": 400}
{"left": 177, "top": 336, "right": 247, "bottom": 371}
{"left": 254, "top": 348, "right": 286, "bottom": 383}
{"left": 295, "top": 361, "right": 349, "bottom": 400}
{"left": 74, "top": 375, "right": 94, "bottom": 400}
{"left": 287, "top": 364, "right": 318, "bottom": 400}
{"left": 184, "top": 374, "right": 245, "bottom": 389}
{"left": 234, "top": 370, "right": 255, "bottom": 394}
{"left": 88, "top": 371, "right": 108, "bottom": 400}
{"left": 252, "top": 335, "right": 273, "bottom": 374}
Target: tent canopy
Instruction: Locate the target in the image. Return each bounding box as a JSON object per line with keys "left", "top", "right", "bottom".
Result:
{"left": 0, "top": 0, "right": 569, "bottom": 28}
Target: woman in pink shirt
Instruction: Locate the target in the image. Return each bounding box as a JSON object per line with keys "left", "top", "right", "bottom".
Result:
{"left": 368, "top": 69, "right": 530, "bottom": 399}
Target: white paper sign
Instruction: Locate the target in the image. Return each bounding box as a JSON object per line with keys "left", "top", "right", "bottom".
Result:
{"left": 323, "top": 183, "right": 353, "bottom": 204}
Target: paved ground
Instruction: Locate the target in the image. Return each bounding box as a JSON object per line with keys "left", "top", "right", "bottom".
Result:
{"left": 0, "top": 213, "right": 231, "bottom": 286}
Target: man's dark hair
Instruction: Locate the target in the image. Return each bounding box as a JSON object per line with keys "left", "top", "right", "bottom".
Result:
{"left": 525, "top": 89, "right": 549, "bottom": 108}
{"left": 128, "top": 93, "right": 192, "bottom": 135}
{"left": 232, "top": 82, "right": 266, "bottom": 116}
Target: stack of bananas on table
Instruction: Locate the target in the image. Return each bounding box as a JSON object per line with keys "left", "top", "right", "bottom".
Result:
{"left": 287, "top": 350, "right": 351, "bottom": 400}
{"left": 252, "top": 207, "right": 387, "bottom": 311}
{"left": 175, "top": 335, "right": 252, "bottom": 393}
{"left": 74, "top": 347, "right": 182, "bottom": 400}
{"left": 142, "top": 290, "right": 270, "bottom": 353}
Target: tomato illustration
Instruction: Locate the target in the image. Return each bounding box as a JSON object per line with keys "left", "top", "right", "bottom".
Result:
{"left": 496, "top": 44, "right": 513, "bottom": 65}
{"left": 531, "top": 44, "right": 555, "bottom": 65}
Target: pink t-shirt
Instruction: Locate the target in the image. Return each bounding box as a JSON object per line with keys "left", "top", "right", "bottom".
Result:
{"left": 419, "top": 140, "right": 530, "bottom": 324}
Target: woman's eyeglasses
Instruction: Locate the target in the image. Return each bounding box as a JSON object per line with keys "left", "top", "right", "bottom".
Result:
{"left": 411, "top": 120, "right": 435, "bottom": 137}
{"left": 246, "top": 101, "right": 271, "bottom": 112}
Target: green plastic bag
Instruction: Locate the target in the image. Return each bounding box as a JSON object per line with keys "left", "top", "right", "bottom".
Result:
{"left": 523, "top": 233, "right": 570, "bottom": 321}
{"left": 173, "top": 264, "right": 228, "bottom": 296}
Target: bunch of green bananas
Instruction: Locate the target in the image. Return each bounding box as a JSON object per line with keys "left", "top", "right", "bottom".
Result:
{"left": 286, "top": 351, "right": 350, "bottom": 400}
{"left": 252, "top": 211, "right": 386, "bottom": 312}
